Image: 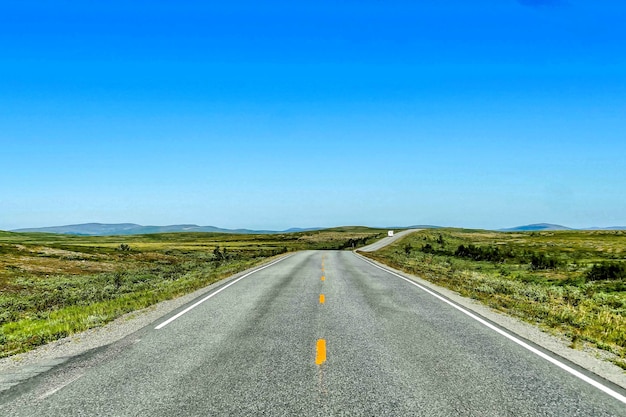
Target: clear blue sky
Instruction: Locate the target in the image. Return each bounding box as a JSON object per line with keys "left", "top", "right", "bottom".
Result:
{"left": 1, "top": 0, "right": 625, "bottom": 230}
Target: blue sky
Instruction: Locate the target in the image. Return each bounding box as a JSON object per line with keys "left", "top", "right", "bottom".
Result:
{"left": 1, "top": 0, "right": 625, "bottom": 230}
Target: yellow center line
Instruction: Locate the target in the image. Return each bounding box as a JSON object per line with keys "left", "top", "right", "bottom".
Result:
{"left": 317, "top": 257, "right": 328, "bottom": 368}
{"left": 316, "top": 339, "right": 327, "bottom": 365}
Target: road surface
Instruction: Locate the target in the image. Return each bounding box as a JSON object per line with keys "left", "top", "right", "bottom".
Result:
{"left": 1, "top": 250, "right": 625, "bottom": 416}
{"left": 358, "top": 228, "right": 419, "bottom": 252}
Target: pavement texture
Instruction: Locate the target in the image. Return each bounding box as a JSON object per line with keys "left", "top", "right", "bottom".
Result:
{"left": 1, "top": 249, "right": 625, "bottom": 416}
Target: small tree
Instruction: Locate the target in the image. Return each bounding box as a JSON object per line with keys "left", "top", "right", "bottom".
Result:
{"left": 118, "top": 243, "right": 131, "bottom": 252}
{"left": 213, "top": 245, "right": 223, "bottom": 261}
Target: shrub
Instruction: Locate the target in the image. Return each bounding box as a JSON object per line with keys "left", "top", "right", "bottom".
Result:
{"left": 339, "top": 237, "right": 370, "bottom": 249}
{"left": 213, "top": 245, "right": 225, "bottom": 261}
{"left": 529, "top": 253, "right": 559, "bottom": 270}
{"left": 421, "top": 243, "right": 435, "bottom": 253}
{"left": 454, "top": 244, "right": 506, "bottom": 263}
{"left": 586, "top": 263, "right": 626, "bottom": 282}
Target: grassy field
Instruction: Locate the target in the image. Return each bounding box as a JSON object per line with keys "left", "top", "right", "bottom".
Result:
{"left": 361, "top": 228, "right": 626, "bottom": 369}
{"left": 0, "top": 227, "right": 384, "bottom": 358}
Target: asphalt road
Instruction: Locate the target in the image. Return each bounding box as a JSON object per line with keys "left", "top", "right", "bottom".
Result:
{"left": 1, "top": 250, "right": 625, "bottom": 416}
{"left": 358, "top": 228, "right": 420, "bottom": 252}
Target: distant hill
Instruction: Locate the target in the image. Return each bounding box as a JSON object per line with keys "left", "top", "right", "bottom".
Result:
{"left": 499, "top": 223, "right": 573, "bottom": 232}
{"left": 500, "top": 223, "right": 626, "bottom": 232}
{"left": 9, "top": 223, "right": 624, "bottom": 236}
{"left": 406, "top": 225, "right": 443, "bottom": 229}
{"left": 11, "top": 223, "right": 323, "bottom": 236}
{"left": 11, "top": 223, "right": 153, "bottom": 235}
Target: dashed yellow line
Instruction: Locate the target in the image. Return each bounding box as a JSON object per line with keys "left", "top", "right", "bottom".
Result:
{"left": 316, "top": 339, "right": 327, "bottom": 365}
{"left": 317, "top": 257, "right": 328, "bottom": 367}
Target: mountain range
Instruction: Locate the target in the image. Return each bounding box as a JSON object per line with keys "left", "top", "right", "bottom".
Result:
{"left": 498, "top": 223, "right": 573, "bottom": 232}
{"left": 10, "top": 223, "right": 321, "bottom": 236}
{"left": 7, "top": 222, "right": 626, "bottom": 236}
{"left": 498, "top": 223, "right": 626, "bottom": 232}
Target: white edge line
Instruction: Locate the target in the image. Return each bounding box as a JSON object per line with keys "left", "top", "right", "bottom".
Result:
{"left": 155, "top": 255, "right": 292, "bottom": 330}
{"left": 355, "top": 253, "right": 626, "bottom": 405}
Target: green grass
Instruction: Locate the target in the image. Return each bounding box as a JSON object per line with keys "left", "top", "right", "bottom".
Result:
{"left": 361, "top": 229, "right": 626, "bottom": 365}
{"left": 0, "top": 228, "right": 385, "bottom": 357}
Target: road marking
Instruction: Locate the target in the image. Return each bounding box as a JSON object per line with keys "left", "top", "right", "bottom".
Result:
{"left": 38, "top": 373, "right": 83, "bottom": 400}
{"left": 316, "top": 339, "right": 327, "bottom": 365}
{"left": 155, "top": 255, "right": 292, "bottom": 330}
{"left": 321, "top": 275, "right": 325, "bottom": 281}
{"left": 319, "top": 294, "right": 325, "bottom": 304}
{"left": 356, "top": 254, "right": 626, "bottom": 405}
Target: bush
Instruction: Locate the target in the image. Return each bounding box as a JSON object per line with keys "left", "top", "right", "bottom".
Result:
{"left": 213, "top": 246, "right": 225, "bottom": 261}
{"left": 586, "top": 263, "right": 626, "bottom": 282}
{"left": 454, "top": 244, "right": 506, "bottom": 263}
{"left": 339, "top": 237, "right": 370, "bottom": 249}
{"left": 529, "top": 253, "right": 559, "bottom": 270}
{"left": 421, "top": 243, "right": 435, "bottom": 254}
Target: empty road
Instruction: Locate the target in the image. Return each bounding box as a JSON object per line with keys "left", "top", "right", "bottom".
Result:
{"left": 1, "top": 250, "right": 625, "bottom": 416}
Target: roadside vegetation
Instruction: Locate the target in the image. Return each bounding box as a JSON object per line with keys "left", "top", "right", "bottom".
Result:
{"left": 361, "top": 229, "right": 626, "bottom": 369}
{"left": 0, "top": 228, "right": 383, "bottom": 358}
